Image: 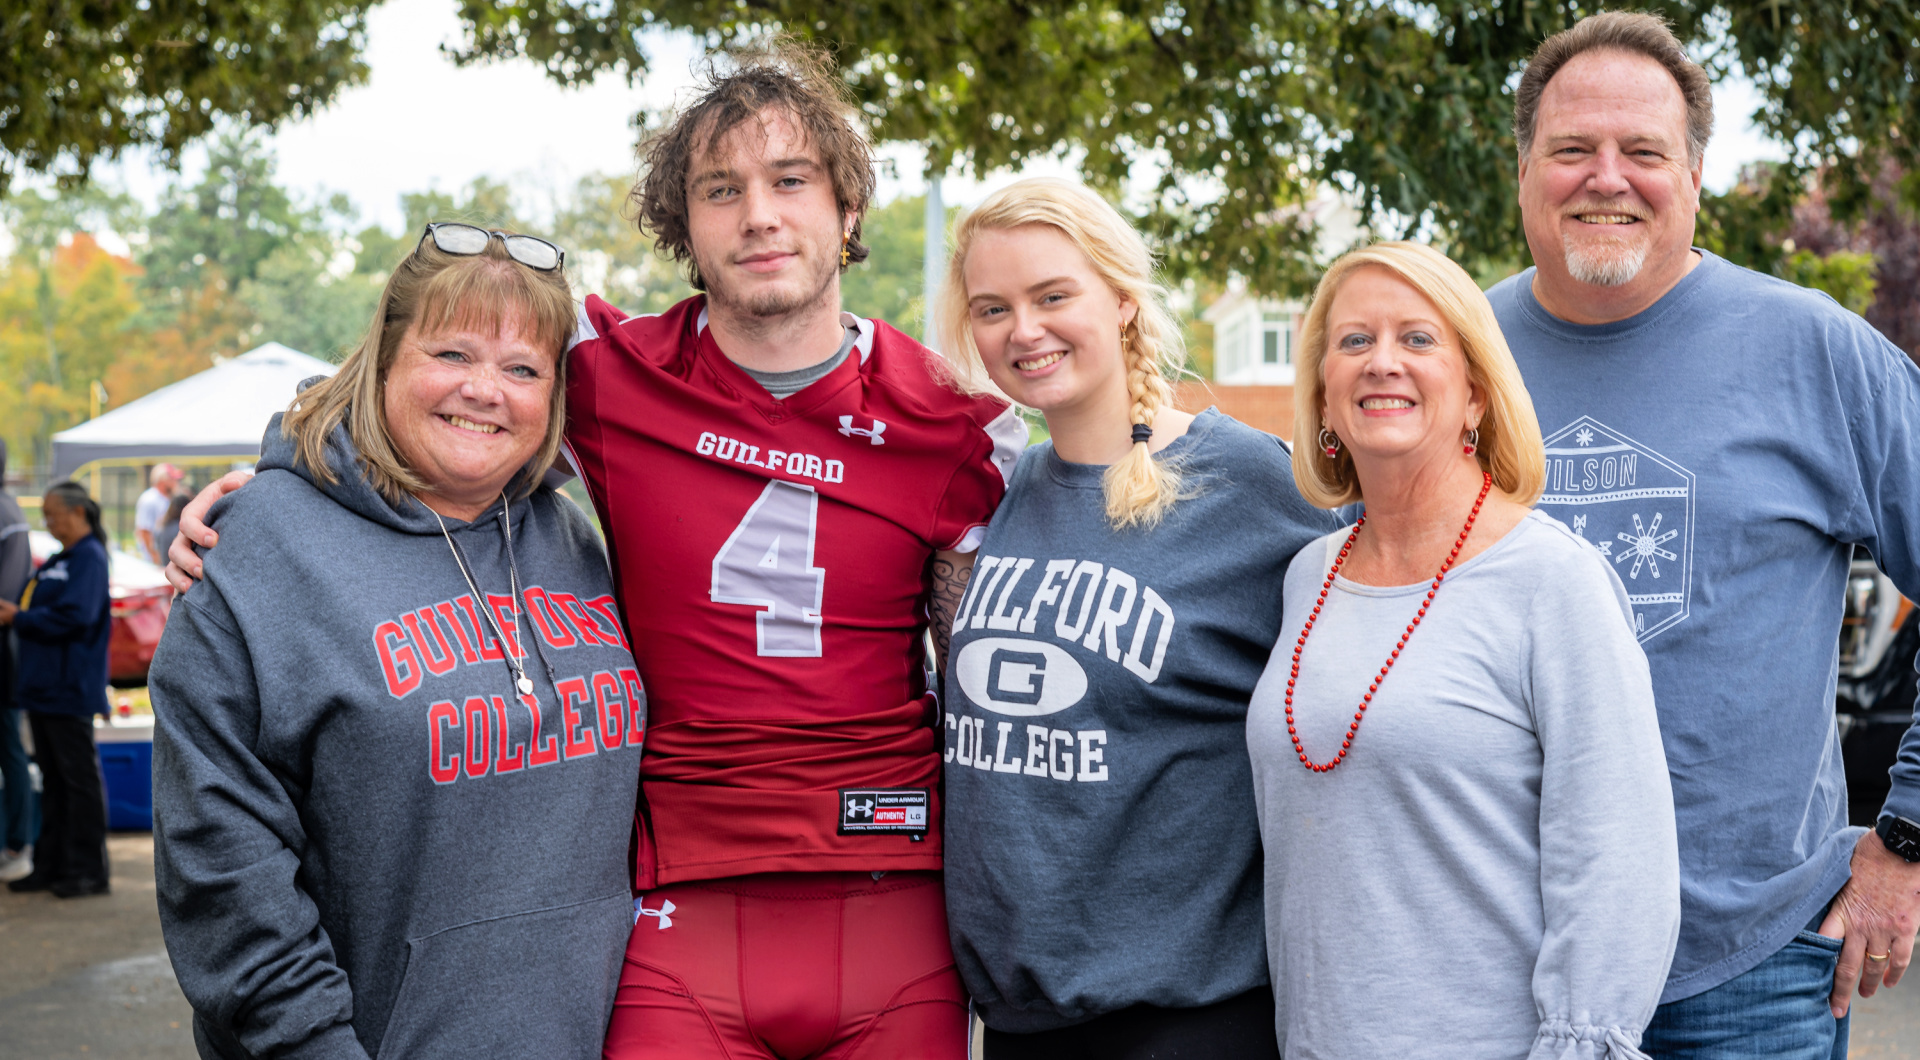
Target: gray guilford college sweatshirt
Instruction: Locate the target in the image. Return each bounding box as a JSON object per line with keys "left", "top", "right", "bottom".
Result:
{"left": 943, "top": 408, "right": 1343, "bottom": 1033}
{"left": 149, "top": 415, "right": 644, "bottom": 1060}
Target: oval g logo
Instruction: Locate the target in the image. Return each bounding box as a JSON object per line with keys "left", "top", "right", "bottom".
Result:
{"left": 954, "top": 638, "right": 1088, "bottom": 716}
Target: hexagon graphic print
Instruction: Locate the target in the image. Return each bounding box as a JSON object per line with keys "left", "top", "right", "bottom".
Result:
{"left": 1540, "top": 416, "right": 1695, "bottom": 642}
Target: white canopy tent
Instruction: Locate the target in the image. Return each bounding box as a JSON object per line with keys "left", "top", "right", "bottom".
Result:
{"left": 50, "top": 342, "right": 337, "bottom": 480}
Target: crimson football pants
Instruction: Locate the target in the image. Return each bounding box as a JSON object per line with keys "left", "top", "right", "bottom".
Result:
{"left": 602, "top": 871, "right": 967, "bottom": 1060}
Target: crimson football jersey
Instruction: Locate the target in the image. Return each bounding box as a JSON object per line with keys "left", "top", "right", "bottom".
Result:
{"left": 565, "top": 295, "right": 1024, "bottom": 887}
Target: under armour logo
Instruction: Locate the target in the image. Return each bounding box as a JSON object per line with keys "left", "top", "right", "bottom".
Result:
{"left": 846, "top": 797, "right": 874, "bottom": 819}
{"left": 636, "top": 897, "right": 676, "bottom": 930}
{"left": 837, "top": 416, "right": 886, "bottom": 445}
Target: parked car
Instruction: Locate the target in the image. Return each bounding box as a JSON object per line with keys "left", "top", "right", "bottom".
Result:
{"left": 1837, "top": 547, "right": 1917, "bottom": 826}
{"left": 27, "top": 531, "right": 172, "bottom": 687}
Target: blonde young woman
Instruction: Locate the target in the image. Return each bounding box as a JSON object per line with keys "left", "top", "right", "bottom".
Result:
{"left": 1245, "top": 242, "right": 1679, "bottom": 1058}
{"left": 937, "top": 177, "right": 1340, "bottom": 1058}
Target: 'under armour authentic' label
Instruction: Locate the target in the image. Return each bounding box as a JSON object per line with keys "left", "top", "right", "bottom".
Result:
{"left": 838, "top": 788, "right": 929, "bottom": 835}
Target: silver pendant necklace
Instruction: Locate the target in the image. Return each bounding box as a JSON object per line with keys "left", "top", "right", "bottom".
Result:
{"left": 431, "top": 493, "right": 535, "bottom": 697}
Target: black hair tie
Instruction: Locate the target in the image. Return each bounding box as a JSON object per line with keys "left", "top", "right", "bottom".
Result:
{"left": 1131, "top": 423, "right": 1153, "bottom": 445}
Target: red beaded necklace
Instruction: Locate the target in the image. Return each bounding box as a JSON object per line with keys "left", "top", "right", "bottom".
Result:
{"left": 1284, "top": 470, "right": 1493, "bottom": 773}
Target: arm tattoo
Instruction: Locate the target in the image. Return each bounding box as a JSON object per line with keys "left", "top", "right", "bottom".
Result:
{"left": 927, "top": 550, "right": 976, "bottom": 679}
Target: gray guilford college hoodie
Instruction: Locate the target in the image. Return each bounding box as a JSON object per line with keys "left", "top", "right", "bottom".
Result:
{"left": 149, "top": 415, "right": 645, "bottom": 1060}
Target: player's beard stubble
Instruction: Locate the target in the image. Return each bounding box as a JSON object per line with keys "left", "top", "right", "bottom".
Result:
{"left": 699, "top": 236, "right": 842, "bottom": 322}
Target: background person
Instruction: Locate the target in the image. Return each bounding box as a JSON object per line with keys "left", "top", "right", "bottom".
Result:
{"left": 0, "top": 438, "right": 41, "bottom": 883}
{"left": 0, "top": 482, "right": 113, "bottom": 899}
{"left": 1248, "top": 241, "right": 1679, "bottom": 1058}
{"left": 937, "top": 178, "right": 1340, "bottom": 1058}
{"left": 135, "top": 464, "right": 183, "bottom": 564}
{"left": 153, "top": 492, "right": 190, "bottom": 567}
{"left": 149, "top": 225, "right": 644, "bottom": 1059}
{"left": 1492, "top": 14, "right": 1920, "bottom": 1053}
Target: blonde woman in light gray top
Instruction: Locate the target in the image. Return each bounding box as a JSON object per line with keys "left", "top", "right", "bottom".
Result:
{"left": 1245, "top": 242, "right": 1678, "bottom": 1059}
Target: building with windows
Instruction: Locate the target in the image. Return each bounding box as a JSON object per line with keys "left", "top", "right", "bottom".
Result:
{"left": 1203, "top": 291, "right": 1304, "bottom": 386}
{"left": 1174, "top": 190, "right": 1368, "bottom": 442}
{"left": 1176, "top": 289, "right": 1307, "bottom": 442}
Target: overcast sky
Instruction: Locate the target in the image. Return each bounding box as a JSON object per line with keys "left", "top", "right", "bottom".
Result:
{"left": 52, "top": 0, "right": 1783, "bottom": 237}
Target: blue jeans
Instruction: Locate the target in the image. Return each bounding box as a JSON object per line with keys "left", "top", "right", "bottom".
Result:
{"left": 0, "top": 706, "right": 39, "bottom": 851}
{"left": 1643, "top": 913, "right": 1849, "bottom": 1060}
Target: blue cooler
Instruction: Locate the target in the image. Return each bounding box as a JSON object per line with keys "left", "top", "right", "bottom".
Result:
{"left": 95, "top": 719, "right": 154, "bottom": 831}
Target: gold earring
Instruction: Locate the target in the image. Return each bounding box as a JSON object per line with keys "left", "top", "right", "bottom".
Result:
{"left": 1120, "top": 323, "right": 1131, "bottom": 359}
{"left": 840, "top": 232, "right": 851, "bottom": 267}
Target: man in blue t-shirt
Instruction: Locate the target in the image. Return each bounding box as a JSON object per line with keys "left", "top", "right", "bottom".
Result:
{"left": 1489, "top": 12, "right": 1920, "bottom": 1056}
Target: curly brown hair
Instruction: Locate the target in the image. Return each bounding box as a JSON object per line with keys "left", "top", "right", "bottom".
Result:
{"left": 634, "top": 40, "right": 876, "bottom": 291}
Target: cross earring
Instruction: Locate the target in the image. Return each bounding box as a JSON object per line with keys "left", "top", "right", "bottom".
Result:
{"left": 840, "top": 232, "right": 851, "bottom": 267}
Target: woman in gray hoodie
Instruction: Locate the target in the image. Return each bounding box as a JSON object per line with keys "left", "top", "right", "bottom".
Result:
{"left": 150, "top": 224, "right": 645, "bottom": 1060}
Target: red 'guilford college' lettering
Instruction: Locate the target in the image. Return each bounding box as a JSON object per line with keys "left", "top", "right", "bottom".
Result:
{"left": 375, "top": 588, "right": 630, "bottom": 699}
{"left": 425, "top": 667, "right": 645, "bottom": 784}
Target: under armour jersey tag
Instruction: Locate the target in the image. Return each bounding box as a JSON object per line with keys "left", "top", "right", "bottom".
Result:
{"left": 837, "top": 788, "right": 929, "bottom": 836}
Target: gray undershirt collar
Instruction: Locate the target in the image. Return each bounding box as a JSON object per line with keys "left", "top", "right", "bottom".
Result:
{"left": 739, "top": 324, "right": 858, "bottom": 400}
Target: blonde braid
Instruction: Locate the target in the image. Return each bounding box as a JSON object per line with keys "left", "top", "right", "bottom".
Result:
{"left": 1103, "top": 320, "right": 1184, "bottom": 528}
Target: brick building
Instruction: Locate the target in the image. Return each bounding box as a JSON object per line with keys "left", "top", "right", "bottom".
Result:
{"left": 1189, "top": 289, "right": 1305, "bottom": 443}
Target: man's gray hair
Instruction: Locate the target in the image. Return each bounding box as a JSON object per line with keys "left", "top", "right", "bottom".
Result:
{"left": 1514, "top": 11, "right": 1714, "bottom": 165}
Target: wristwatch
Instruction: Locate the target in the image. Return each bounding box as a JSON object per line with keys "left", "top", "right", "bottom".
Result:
{"left": 1877, "top": 815, "right": 1920, "bottom": 863}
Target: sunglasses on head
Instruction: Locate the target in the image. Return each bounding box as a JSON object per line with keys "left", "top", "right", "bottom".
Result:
{"left": 419, "top": 222, "right": 565, "bottom": 272}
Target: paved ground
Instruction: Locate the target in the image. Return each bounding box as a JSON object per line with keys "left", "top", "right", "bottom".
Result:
{"left": 1, "top": 835, "right": 1916, "bottom": 1058}
{"left": 1854, "top": 981, "right": 1920, "bottom": 1059}
{"left": 0, "top": 836, "right": 195, "bottom": 1059}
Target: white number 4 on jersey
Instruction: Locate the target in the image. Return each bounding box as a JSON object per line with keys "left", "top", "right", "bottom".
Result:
{"left": 710, "top": 479, "right": 827, "bottom": 656}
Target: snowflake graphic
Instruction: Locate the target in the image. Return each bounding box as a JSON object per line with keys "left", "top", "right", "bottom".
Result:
{"left": 1613, "top": 512, "right": 1679, "bottom": 579}
{"left": 1571, "top": 514, "right": 1588, "bottom": 536}
{"left": 1596, "top": 541, "right": 1614, "bottom": 557}
{"left": 1574, "top": 427, "right": 1595, "bottom": 446}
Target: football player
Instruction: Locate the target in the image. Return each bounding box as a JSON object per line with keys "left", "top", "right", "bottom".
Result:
{"left": 574, "top": 46, "right": 1022, "bottom": 1060}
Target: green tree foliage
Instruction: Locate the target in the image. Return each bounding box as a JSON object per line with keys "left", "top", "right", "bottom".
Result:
{"left": 141, "top": 131, "right": 323, "bottom": 300}
{"left": 1778, "top": 249, "right": 1878, "bottom": 315}
{"left": 131, "top": 131, "right": 383, "bottom": 361}
{"left": 1, "top": 147, "right": 718, "bottom": 468}
{"left": 398, "top": 177, "right": 526, "bottom": 235}
{"left": 269, "top": 176, "right": 553, "bottom": 361}
{"left": 549, "top": 173, "right": 693, "bottom": 315}
{"left": 0, "top": 183, "right": 140, "bottom": 391}
{"left": 1700, "top": 160, "right": 1915, "bottom": 354}
{"left": 0, "top": 234, "right": 146, "bottom": 468}
{"left": 1772, "top": 159, "right": 1920, "bottom": 356}
{"left": 1, "top": 0, "right": 380, "bottom": 195}
{"left": 451, "top": 0, "right": 1920, "bottom": 285}
{"left": 840, "top": 194, "right": 938, "bottom": 336}
{"left": 237, "top": 237, "right": 383, "bottom": 362}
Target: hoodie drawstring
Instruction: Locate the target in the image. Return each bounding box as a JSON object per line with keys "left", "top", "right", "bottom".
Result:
{"left": 501, "top": 504, "right": 559, "bottom": 689}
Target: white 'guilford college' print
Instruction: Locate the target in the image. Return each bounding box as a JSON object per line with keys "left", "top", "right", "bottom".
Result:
{"left": 1539, "top": 416, "right": 1696, "bottom": 642}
